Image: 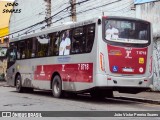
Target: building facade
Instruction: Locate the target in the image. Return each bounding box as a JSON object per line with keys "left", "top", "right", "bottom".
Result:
{"left": 0, "top": 0, "right": 12, "bottom": 80}
{"left": 135, "top": 1, "right": 160, "bottom": 90}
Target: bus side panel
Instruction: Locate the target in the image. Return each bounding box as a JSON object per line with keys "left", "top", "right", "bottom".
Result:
{"left": 14, "top": 53, "right": 96, "bottom": 91}
{"left": 95, "top": 22, "right": 109, "bottom": 87}
{"left": 7, "top": 20, "right": 98, "bottom": 92}
{"left": 33, "top": 63, "right": 93, "bottom": 91}
{"left": 6, "top": 64, "right": 17, "bottom": 86}
{"left": 16, "top": 60, "right": 34, "bottom": 88}
{"left": 31, "top": 21, "right": 98, "bottom": 91}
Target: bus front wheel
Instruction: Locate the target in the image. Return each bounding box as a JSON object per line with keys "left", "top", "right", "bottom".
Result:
{"left": 16, "top": 75, "right": 24, "bottom": 93}
{"left": 52, "top": 75, "right": 63, "bottom": 98}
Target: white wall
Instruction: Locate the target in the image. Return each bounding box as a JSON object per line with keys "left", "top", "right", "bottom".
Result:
{"left": 136, "top": 2, "right": 160, "bottom": 37}
{"left": 135, "top": 1, "right": 160, "bottom": 91}
{"left": 153, "top": 38, "right": 160, "bottom": 91}
{"left": 77, "top": 0, "right": 135, "bottom": 21}
{"left": 10, "top": 0, "right": 46, "bottom": 38}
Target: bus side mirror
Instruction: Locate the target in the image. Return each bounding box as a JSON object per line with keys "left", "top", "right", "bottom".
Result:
{"left": 98, "top": 19, "right": 101, "bottom": 25}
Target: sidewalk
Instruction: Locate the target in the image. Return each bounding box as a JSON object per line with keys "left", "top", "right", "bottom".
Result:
{"left": 0, "top": 80, "right": 7, "bottom": 86}
{"left": 114, "top": 91, "right": 160, "bottom": 103}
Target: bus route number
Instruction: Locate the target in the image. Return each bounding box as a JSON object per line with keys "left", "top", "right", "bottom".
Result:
{"left": 78, "top": 64, "right": 89, "bottom": 71}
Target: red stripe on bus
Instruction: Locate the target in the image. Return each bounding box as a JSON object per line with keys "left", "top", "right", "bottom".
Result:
{"left": 107, "top": 45, "right": 148, "bottom": 74}
{"left": 34, "top": 63, "right": 93, "bottom": 83}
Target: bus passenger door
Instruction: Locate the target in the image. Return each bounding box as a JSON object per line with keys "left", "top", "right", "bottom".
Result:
{"left": 6, "top": 48, "right": 17, "bottom": 86}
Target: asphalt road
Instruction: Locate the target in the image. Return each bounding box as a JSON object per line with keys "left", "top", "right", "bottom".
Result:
{"left": 0, "top": 86, "right": 160, "bottom": 120}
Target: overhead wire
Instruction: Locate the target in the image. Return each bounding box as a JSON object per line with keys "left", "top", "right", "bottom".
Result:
{"left": 0, "top": 0, "right": 70, "bottom": 29}
{"left": 29, "top": 0, "right": 134, "bottom": 33}
{"left": 1, "top": 0, "right": 135, "bottom": 39}
{"left": 20, "top": 0, "right": 126, "bottom": 35}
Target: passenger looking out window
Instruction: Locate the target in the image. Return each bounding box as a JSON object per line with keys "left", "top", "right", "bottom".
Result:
{"left": 105, "top": 23, "right": 119, "bottom": 40}
{"left": 59, "top": 30, "right": 71, "bottom": 55}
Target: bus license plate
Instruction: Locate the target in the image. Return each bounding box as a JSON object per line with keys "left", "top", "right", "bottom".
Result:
{"left": 122, "top": 68, "right": 134, "bottom": 72}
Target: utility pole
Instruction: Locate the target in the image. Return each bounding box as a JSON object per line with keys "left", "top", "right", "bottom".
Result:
{"left": 44, "top": 0, "right": 51, "bottom": 27}
{"left": 70, "top": 0, "right": 77, "bottom": 22}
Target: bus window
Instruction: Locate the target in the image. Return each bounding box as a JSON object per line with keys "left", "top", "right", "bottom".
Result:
{"left": 25, "top": 39, "right": 32, "bottom": 59}
{"left": 48, "top": 32, "right": 60, "bottom": 56}
{"left": 71, "top": 27, "right": 85, "bottom": 54}
{"left": 31, "top": 37, "right": 37, "bottom": 58}
{"left": 59, "top": 30, "right": 71, "bottom": 56}
{"left": 104, "top": 20, "right": 150, "bottom": 45}
{"left": 37, "top": 34, "right": 49, "bottom": 57}
{"left": 17, "top": 41, "right": 25, "bottom": 59}
{"left": 86, "top": 24, "right": 95, "bottom": 52}
{"left": 71, "top": 24, "right": 95, "bottom": 54}
{"left": 7, "top": 48, "right": 16, "bottom": 62}
{"left": 9, "top": 50, "right": 16, "bottom": 62}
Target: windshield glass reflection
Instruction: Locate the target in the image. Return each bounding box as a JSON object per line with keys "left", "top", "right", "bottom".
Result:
{"left": 105, "top": 20, "right": 149, "bottom": 44}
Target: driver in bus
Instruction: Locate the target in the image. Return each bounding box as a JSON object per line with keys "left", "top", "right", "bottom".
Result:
{"left": 59, "top": 30, "right": 71, "bottom": 55}
{"left": 105, "top": 23, "right": 119, "bottom": 40}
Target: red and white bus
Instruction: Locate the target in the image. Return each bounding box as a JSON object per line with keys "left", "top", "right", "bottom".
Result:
{"left": 6, "top": 16, "right": 153, "bottom": 98}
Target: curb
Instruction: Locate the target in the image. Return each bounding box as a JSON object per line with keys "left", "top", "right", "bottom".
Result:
{"left": 115, "top": 97, "right": 160, "bottom": 105}
{"left": 0, "top": 81, "right": 7, "bottom": 87}
{"left": 146, "top": 91, "right": 160, "bottom": 93}
{"left": 3, "top": 85, "right": 11, "bottom": 87}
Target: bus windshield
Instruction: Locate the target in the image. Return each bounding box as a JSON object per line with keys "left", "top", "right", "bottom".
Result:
{"left": 104, "top": 19, "right": 150, "bottom": 44}
{"left": 0, "top": 48, "right": 7, "bottom": 57}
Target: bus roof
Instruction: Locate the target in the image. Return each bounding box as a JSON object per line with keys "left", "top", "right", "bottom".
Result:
{"left": 10, "top": 16, "right": 150, "bottom": 42}
{"left": 10, "top": 17, "right": 98, "bottom": 42}
{"left": 104, "top": 16, "right": 150, "bottom": 23}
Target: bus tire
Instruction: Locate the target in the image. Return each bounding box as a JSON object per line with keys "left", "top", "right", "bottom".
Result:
{"left": 16, "top": 75, "right": 24, "bottom": 93}
{"left": 52, "top": 75, "right": 63, "bottom": 98}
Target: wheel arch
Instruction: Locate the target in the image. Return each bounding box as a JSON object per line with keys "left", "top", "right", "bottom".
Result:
{"left": 14, "top": 72, "right": 21, "bottom": 86}
{"left": 50, "top": 71, "right": 61, "bottom": 89}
